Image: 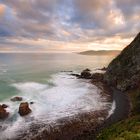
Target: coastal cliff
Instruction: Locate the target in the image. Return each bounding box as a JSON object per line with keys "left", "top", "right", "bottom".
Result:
{"left": 98, "top": 32, "right": 140, "bottom": 140}
{"left": 104, "top": 32, "right": 140, "bottom": 91}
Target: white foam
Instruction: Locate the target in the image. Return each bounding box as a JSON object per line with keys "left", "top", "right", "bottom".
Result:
{"left": 0, "top": 72, "right": 110, "bottom": 139}
{"left": 107, "top": 101, "right": 116, "bottom": 118}
{"left": 13, "top": 82, "right": 47, "bottom": 93}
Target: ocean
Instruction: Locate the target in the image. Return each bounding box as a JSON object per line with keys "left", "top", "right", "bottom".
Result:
{"left": 0, "top": 53, "right": 116, "bottom": 139}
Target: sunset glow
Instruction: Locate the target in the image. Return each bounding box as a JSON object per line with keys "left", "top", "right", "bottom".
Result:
{"left": 0, "top": 0, "right": 139, "bottom": 52}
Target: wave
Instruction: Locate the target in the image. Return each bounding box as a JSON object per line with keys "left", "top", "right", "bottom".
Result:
{"left": 0, "top": 64, "right": 8, "bottom": 75}
{"left": 0, "top": 72, "right": 111, "bottom": 139}
{"left": 107, "top": 100, "right": 116, "bottom": 118}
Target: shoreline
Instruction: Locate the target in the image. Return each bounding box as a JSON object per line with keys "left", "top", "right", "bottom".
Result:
{"left": 95, "top": 87, "right": 131, "bottom": 139}
{"left": 1, "top": 71, "right": 131, "bottom": 140}
{"left": 10, "top": 72, "right": 112, "bottom": 140}
{"left": 70, "top": 84, "right": 131, "bottom": 140}
{"left": 69, "top": 72, "right": 131, "bottom": 139}
{"left": 23, "top": 80, "right": 130, "bottom": 140}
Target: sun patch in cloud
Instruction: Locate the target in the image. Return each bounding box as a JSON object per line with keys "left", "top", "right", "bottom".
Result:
{"left": 0, "top": 4, "right": 5, "bottom": 16}
{"left": 108, "top": 9, "right": 125, "bottom": 27}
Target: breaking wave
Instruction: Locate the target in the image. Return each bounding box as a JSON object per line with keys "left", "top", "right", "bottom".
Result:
{"left": 0, "top": 72, "right": 112, "bottom": 139}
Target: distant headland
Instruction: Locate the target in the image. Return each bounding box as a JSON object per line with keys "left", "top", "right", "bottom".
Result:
{"left": 78, "top": 50, "right": 121, "bottom": 55}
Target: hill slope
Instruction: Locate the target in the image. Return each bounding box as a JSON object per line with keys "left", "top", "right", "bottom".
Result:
{"left": 79, "top": 50, "right": 121, "bottom": 55}
{"left": 104, "top": 32, "right": 140, "bottom": 91}
{"left": 98, "top": 32, "right": 140, "bottom": 140}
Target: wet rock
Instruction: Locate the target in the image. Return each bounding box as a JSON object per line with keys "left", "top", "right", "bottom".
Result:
{"left": 11, "top": 96, "right": 23, "bottom": 102}
{"left": 61, "top": 70, "right": 73, "bottom": 72}
{"left": 70, "top": 73, "right": 80, "bottom": 78}
{"left": 18, "top": 102, "right": 32, "bottom": 116}
{"left": 91, "top": 73, "right": 104, "bottom": 82}
{"left": 2, "top": 104, "right": 8, "bottom": 108}
{"left": 84, "top": 68, "right": 91, "bottom": 72}
{"left": 99, "top": 67, "right": 107, "bottom": 71}
{"left": 0, "top": 105, "right": 9, "bottom": 119}
{"left": 80, "top": 69, "right": 92, "bottom": 79}
{"left": 30, "top": 102, "right": 34, "bottom": 105}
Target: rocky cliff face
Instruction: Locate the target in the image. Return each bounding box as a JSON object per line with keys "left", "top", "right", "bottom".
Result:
{"left": 104, "top": 32, "right": 140, "bottom": 91}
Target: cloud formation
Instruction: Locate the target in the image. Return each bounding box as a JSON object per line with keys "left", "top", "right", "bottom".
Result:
{"left": 0, "top": 0, "right": 139, "bottom": 52}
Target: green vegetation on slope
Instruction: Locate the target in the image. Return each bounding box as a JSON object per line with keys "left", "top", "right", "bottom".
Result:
{"left": 97, "top": 89, "right": 140, "bottom": 140}
{"left": 97, "top": 115, "right": 140, "bottom": 140}
{"left": 129, "top": 89, "right": 140, "bottom": 115}
{"left": 98, "top": 32, "right": 140, "bottom": 140}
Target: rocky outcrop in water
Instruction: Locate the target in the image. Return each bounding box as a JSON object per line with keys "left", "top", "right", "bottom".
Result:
{"left": 18, "top": 102, "right": 32, "bottom": 116}
{"left": 2, "top": 104, "right": 8, "bottom": 108}
{"left": 0, "top": 105, "right": 9, "bottom": 119}
{"left": 30, "top": 102, "right": 34, "bottom": 105}
{"left": 98, "top": 67, "right": 107, "bottom": 71}
{"left": 11, "top": 96, "right": 23, "bottom": 102}
{"left": 92, "top": 73, "right": 104, "bottom": 82}
{"left": 80, "top": 69, "right": 92, "bottom": 79}
{"left": 104, "top": 32, "right": 140, "bottom": 91}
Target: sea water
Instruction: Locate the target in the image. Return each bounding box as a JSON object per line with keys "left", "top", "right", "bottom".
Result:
{"left": 0, "top": 53, "right": 116, "bottom": 139}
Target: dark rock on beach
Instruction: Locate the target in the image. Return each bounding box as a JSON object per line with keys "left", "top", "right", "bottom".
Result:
{"left": 2, "top": 104, "right": 8, "bottom": 108}
{"left": 0, "top": 105, "right": 9, "bottom": 119}
{"left": 91, "top": 73, "right": 104, "bottom": 82}
{"left": 18, "top": 102, "right": 32, "bottom": 116}
{"left": 61, "top": 70, "right": 73, "bottom": 72}
{"left": 11, "top": 96, "right": 23, "bottom": 102}
{"left": 80, "top": 69, "right": 92, "bottom": 79}
{"left": 71, "top": 68, "right": 106, "bottom": 80}
{"left": 83, "top": 68, "right": 91, "bottom": 72}
{"left": 104, "top": 32, "right": 140, "bottom": 91}
{"left": 70, "top": 73, "right": 80, "bottom": 78}
{"left": 70, "top": 69, "right": 92, "bottom": 79}
{"left": 30, "top": 102, "right": 34, "bottom": 105}
{"left": 99, "top": 67, "right": 107, "bottom": 71}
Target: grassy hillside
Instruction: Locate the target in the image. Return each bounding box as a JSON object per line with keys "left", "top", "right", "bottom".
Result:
{"left": 97, "top": 88, "right": 140, "bottom": 140}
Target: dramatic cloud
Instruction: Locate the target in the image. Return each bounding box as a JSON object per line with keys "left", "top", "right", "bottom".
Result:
{"left": 0, "top": 4, "right": 5, "bottom": 16}
{"left": 0, "top": 0, "right": 139, "bottom": 52}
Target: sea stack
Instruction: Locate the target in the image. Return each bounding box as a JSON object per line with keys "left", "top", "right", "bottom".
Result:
{"left": 104, "top": 32, "right": 140, "bottom": 91}
{"left": 80, "top": 69, "right": 92, "bottom": 79}
{"left": 11, "top": 96, "right": 23, "bottom": 102}
{"left": 18, "top": 102, "right": 32, "bottom": 116}
{"left": 0, "top": 105, "right": 9, "bottom": 119}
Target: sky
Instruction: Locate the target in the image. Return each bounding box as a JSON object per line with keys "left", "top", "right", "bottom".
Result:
{"left": 0, "top": 0, "right": 140, "bottom": 52}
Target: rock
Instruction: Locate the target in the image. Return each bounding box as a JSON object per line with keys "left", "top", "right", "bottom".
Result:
{"left": 2, "top": 104, "right": 8, "bottom": 108}
{"left": 84, "top": 68, "right": 91, "bottom": 72}
{"left": 30, "top": 102, "right": 34, "bottom": 105}
{"left": 80, "top": 69, "right": 92, "bottom": 79}
{"left": 91, "top": 73, "right": 104, "bottom": 82}
{"left": 61, "top": 70, "right": 73, "bottom": 72}
{"left": 0, "top": 105, "right": 9, "bottom": 119}
{"left": 18, "top": 102, "right": 32, "bottom": 116}
{"left": 70, "top": 73, "right": 80, "bottom": 78}
{"left": 11, "top": 96, "right": 23, "bottom": 102}
{"left": 100, "top": 67, "right": 107, "bottom": 71}
{"left": 104, "top": 32, "right": 140, "bottom": 91}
